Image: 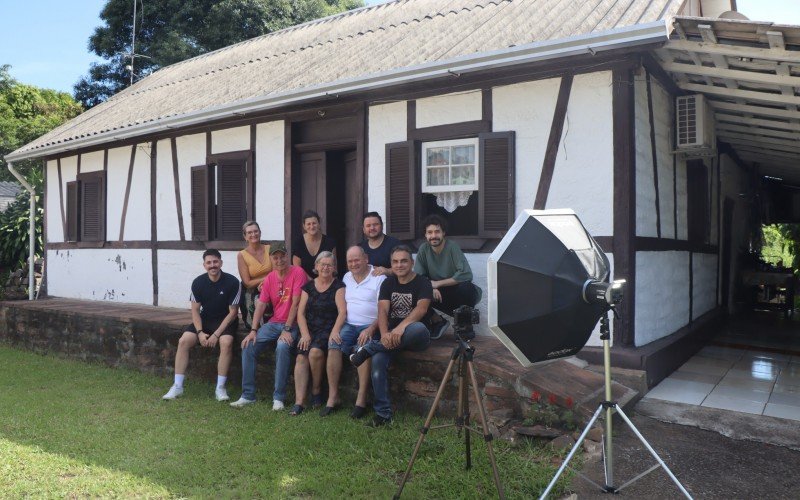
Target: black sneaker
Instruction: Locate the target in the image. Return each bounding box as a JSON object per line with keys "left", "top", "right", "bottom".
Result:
{"left": 368, "top": 414, "right": 393, "bottom": 427}
{"left": 430, "top": 319, "right": 450, "bottom": 340}
{"left": 349, "top": 346, "right": 371, "bottom": 367}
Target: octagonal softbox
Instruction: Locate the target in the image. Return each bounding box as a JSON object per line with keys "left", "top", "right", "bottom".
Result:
{"left": 487, "top": 209, "right": 610, "bottom": 367}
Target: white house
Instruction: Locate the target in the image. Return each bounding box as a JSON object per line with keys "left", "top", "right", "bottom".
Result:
{"left": 6, "top": 0, "right": 800, "bottom": 386}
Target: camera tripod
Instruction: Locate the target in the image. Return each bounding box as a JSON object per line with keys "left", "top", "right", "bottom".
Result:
{"left": 539, "top": 310, "right": 692, "bottom": 499}
{"left": 394, "top": 332, "right": 505, "bottom": 499}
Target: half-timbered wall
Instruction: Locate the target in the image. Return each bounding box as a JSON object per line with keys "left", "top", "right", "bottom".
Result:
{"left": 45, "top": 121, "right": 285, "bottom": 308}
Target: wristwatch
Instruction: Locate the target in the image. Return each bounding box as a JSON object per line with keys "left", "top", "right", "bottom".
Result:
{"left": 282, "top": 324, "right": 292, "bottom": 332}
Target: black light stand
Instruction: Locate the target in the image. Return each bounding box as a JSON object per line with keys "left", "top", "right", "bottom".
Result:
{"left": 539, "top": 308, "right": 692, "bottom": 499}
{"left": 394, "top": 332, "right": 505, "bottom": 499}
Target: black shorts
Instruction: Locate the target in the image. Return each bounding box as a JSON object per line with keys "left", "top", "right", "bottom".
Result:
{"left": 184, "top": 318, "right": 238, "bottom": 337}
{"left": 297, "top": 333, "right": 329, "bottom": 355}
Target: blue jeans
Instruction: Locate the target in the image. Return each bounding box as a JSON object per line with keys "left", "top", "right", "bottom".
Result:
{"left": 363, "top": 322, "right": 431, "bottom": 419}
{"left": 329, "top": 323, "right": 370, "bottom": 355}
{"left": 241, "top": 322, "right": 299, "bottom": 402}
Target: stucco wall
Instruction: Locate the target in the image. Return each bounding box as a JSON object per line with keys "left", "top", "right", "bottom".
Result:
{"left": 635, "top": 75, "right": 678, "bottom": 238}
{"left": 416, "top": 91, "right": 482, "bottom": 128}
{"left": 46, "top": 248, "right": 153, "bottom": 304}
{"left": 123, "top": 144, "right": 152, "bottom": 241}
{"left": 211, "top": 126, "right": 250, "bottom": 153}
{"left": 157, "top": 250, "right": 240, "bottom": 308}
{"left": 635, "top": 251, "right": 691, "bottom": 346}
{"left": 492, "top": 77, "right": 560, "bottom": 216}
{"left": 45, "top": 160, "right": 63, "bottom": 243}
{"left": 693, "top": 252, "right": 718, "bottom": 320}
{"left": 175, "top": 134, "right": 207, "bottom": 240}
{"left": 81, "top": 150, "right": 104, "bottom": 173}
{"left": 367, "top": 101, "right": 406, "bottom": 217}
{"left": 255, "top": 121, "right": 285, "bottom": 239}
{"left": 547, "top": 71, "right": 614, "bottom": 236}
{"left": 155, "top": 138, "right": 181, "bottom": 241}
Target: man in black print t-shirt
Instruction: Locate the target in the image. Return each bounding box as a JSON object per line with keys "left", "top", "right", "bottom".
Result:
{"left": 162, "top": 249, "right": 241, "bottom": 402}
{"left": 349, "top": 245, "right": 432, "bottom": 426}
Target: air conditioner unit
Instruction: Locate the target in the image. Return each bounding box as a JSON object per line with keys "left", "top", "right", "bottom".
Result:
{"left": 676, "top": 94, "right": 716, "bottom": 152}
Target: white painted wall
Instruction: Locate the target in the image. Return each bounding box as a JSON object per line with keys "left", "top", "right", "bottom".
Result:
{"left": 175, "top": 134, "right": 207, "bottom": 240}
{"left": 211, "top": 126, "right": 250, "bottom": 153}
{"left": 367, "top": 101, "right": 406, "bottom": 218}
{"left": 157, "top": 249, "right": 240, "bottom": 308}
{"left": 415, "top": 90, "right": 482, "bottom": 128}
{"left": 106, "top": 146, "right": 132, "bottom": 240}
{"left": 547, "top": 71, "right": 614, "bottom": 237}
{"left": 46, "top": 160, "right": 64, "bottom": 243}
{"left": 81, "top": 150, "right": 104, "bottom": 173}
{"left": 46, "top": 248, "right": 153, "bottom": 304}
{"left": 155, "top": 138, "right": 180, "bottom": 241}
{"left": 693, "top": 253, "right": 718, "bottom": 320}
{"left": 255, "top": 121, "right": 285, "bottom": 239}
{"left": 122, "top": 144, "right": 152, "bottom": 241}
{"left": 492, "top": 77, "right": 560, "bottom": 216}
{"left": 635, "top": 251, "right": 691, "bottom": 346}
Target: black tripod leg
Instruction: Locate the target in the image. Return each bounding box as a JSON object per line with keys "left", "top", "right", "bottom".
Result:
{"left": 457, "top": 357, "right": 472, "bottom": 469}
{"left": 394, "top": 354, "right": 459, "bottom": 499}
{"left": 466, "top": 360, "right": 505, "bottom": 500}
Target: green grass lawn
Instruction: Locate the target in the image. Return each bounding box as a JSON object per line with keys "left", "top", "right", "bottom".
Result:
{"left": 0, "top": 345, "right": 572, "bottom": 498}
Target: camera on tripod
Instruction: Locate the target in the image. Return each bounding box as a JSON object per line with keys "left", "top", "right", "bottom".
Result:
{"left": 452, "top": 305, "right": 479, "bottom": 340}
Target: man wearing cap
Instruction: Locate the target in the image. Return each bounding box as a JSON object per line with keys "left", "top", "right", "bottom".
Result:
{"left": 230, "top": 242, "right": 308, "bottom": 410}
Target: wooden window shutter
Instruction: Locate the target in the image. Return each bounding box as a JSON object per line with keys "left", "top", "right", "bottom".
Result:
{"left": 191, "top": 165, "right": 213, "bottom": 241}
{"left": 479, "top": 131, "right": 515, "bottom": 238}
{"left": 66, "top": 181, "right": 79, "bottom": 242}
{"left": 78, "top": 172, "right": 105, "bottom": 242}
{"left": 216, "top": 159, "right": 247, "bottom": 240}
{"left": 385, "top": 141, "right": 417, "bottom": 240}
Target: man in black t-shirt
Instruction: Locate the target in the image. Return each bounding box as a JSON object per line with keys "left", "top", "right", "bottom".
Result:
{"left": 163, "top": 249, "right": 241, "bottom": 401}
{"left": 358, "top": 211, "right": 401, "bottom": 277}
{"left": 350, "top": 245, "right": 432, "bottom": 426}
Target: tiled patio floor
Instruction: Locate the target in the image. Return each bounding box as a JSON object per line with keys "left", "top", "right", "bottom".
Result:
{"left": 643, "top": 313, "right": 800, "bottom": 422}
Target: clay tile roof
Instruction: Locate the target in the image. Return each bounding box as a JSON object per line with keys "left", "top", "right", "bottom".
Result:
{"left": 10, "top": 0, "right": 682, "bottom": 159}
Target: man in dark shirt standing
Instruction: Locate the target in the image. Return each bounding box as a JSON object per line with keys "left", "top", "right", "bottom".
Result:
{"left": 359, "top": 211, "right": 400, "bottom": 276}
{"left": 350, "top": 245, "right": 432, "bottom": 426}
{"left": 163, "top": 249, "right": 241, "bottom": 401}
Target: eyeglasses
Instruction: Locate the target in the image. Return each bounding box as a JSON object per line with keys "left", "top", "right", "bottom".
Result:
{"left": 318, "top": 263, "right": 334, "bottom": 268}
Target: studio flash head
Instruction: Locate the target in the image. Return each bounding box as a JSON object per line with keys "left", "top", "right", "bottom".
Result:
{"left": 582, "top": 279, "right": 626, "bottom": 308}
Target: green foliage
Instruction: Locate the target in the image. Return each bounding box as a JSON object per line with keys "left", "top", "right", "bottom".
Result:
{"left": 0, "top": 185, "right": 43, "bottom": 269}
{"left": 524, "top": 392, "right": 579, "bottom": 432}
{"left": 75, "top": 0, "right": 365, "bottom": 108}
{"left": 0, "top": 346, "right": 570, "bottom": 498}
{"left": 761, "top": 224, "right": 798, "bottom": 270}
{"left": 0, "top": 64, "right": 83, "bottom": 183}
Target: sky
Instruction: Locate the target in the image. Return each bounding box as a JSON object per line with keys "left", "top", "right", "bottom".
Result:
{"left": 0, "top": 0, "right": 798, "bottom": 95}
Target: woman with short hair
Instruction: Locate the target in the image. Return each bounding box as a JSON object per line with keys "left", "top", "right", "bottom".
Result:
{"left": 291, "top": 251, "right": 346, "bottom": 416}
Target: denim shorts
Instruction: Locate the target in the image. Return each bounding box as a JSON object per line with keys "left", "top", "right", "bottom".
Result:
{"left": 328, "top": 323, "right": 370, "bottom": 355}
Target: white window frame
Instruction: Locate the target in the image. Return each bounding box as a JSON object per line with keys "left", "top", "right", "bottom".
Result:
{"left": 421, "top": 138, "right": 479, "bottom": 193}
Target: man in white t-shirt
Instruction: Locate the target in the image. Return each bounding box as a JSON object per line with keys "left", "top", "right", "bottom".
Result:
{"left": 326, "top": 245, "right": 386, "bottom": 419}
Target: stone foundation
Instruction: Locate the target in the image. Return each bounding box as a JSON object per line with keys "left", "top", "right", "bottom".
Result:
{"left": 0, "top": 298, "right": 636, "bottom": 423}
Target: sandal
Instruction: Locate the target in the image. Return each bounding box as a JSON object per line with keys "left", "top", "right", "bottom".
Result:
{"left": 289, "top": 404, "right": 304, "bottom": 416}
{"left": 350, "top": 405, "right": 368, "bottom": 419}
{"left": 310, "top": 393, "right": 324, "bottom": 408}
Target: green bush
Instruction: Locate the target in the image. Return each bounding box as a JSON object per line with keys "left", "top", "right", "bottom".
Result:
{"left": 0, "top": 177, "right": 42, "bottom": 269}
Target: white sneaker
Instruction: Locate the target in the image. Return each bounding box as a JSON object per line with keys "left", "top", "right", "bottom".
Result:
{"left": 272, "top": 400, "right": 285, "bottom": 411}
{"left": 162, "top": 385, "right": 183, "bottom": 400}
{"left": 229, "top": 397, "right": 256, "bottom": 408}
{"left": 215, "top": 387, "right": 229, "bottom": 401}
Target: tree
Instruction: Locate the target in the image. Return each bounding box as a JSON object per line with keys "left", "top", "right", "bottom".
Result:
{"left": 75, "top": 0, "right": 364, "bottom": 108}
{"left": 0, "top": 65, "right": 83, "bottom": 183}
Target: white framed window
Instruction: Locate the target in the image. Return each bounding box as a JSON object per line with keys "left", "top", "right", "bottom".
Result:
{"left": 421, "top": 138, "right": 479, "bottom": 193}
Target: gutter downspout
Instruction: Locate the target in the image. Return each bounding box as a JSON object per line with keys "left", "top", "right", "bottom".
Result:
{"left": 6, "top": 162, "right": 36, "bottom": 301}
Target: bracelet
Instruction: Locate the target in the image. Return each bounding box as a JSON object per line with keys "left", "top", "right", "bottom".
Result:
{"left": 214, "top": 333, "right": 220, "bottom": 339}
